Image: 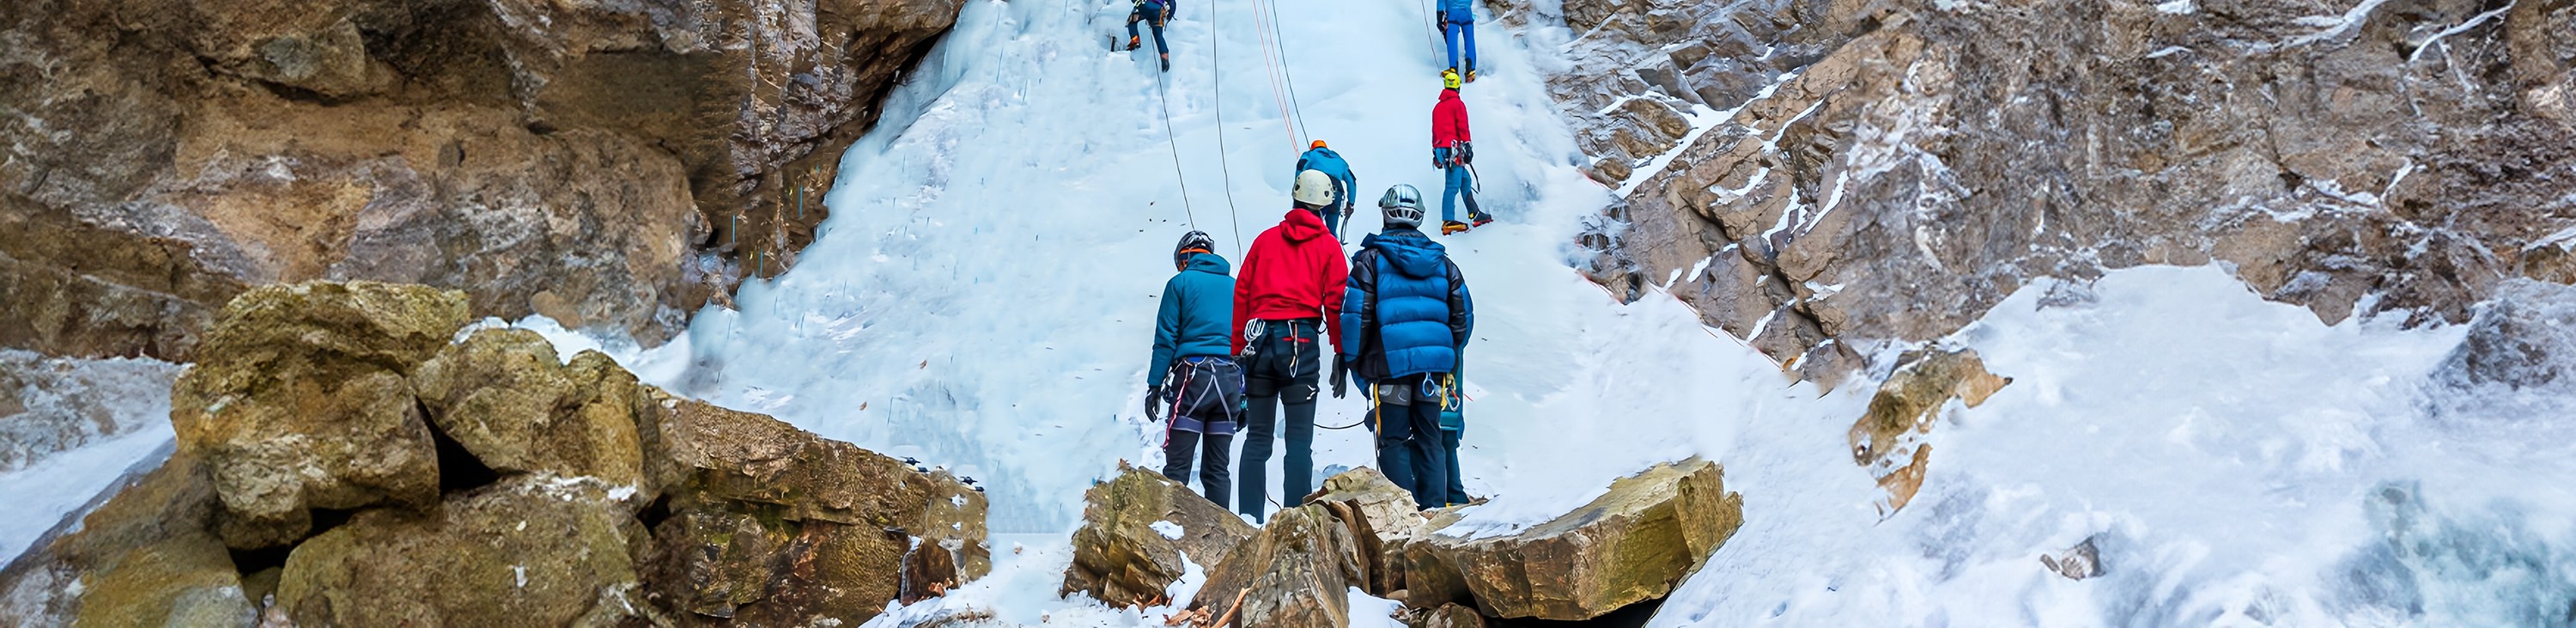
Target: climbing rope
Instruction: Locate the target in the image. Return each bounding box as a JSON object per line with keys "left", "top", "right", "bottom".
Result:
{"left": 1418, "top": 0, "right": 1444, "bottom": 62}
{"left": 1247, "top": 0, "right": 1309, "bottom": 147}
{"left": 1209, "top": 0, "right": 1248, "bottom": 257}
{"left": 1152, "top": 70, "right": 1201, "bottom": 230}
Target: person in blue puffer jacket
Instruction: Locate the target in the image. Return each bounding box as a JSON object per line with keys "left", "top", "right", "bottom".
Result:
{"left": 1333, "top": 185, "right": 1473, "bottom": 509}
{"left": 1148, "top": 231, "right": 1241, "bottom": 507}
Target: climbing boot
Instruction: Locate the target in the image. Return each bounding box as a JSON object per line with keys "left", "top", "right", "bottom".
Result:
{"left": 1470, "top": 212, "right": 1494, "bottom": 227}
{"left": 1160, "top": 53, "right": 1171, "bottom": 71}
{"left": 1442, "top": 221, "right": 1471, "bottom": 235}
{"left": 1127, "top": 36, "right": 1141, "bottom": 51}
{"left": 1465, "top": 68, "right": 1477, "bottom": 83}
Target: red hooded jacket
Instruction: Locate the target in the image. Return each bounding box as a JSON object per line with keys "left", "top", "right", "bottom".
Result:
{"left": 1432, "top": 88, "right": 1471, "bottom": 149}
{"left": 1231, "top": 209, "right": 1347, "bottom": 356}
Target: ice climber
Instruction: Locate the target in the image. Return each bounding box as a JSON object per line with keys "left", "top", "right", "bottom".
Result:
{"left": 1335, "top": 183, "right": 1473, "bottom": 509}
{"left": 1230, "top": 170, "right": 1349, "bottom": 521}
{"left": 1294, "top": 140, "right": 1359, "bottom": 238}
{"left": 1147, "top": 231, "right": 1242, "bottom": 507}
{"left": 1439, "top": 0, "right": 1478, "bottom": 82}
{"left": 1432, "top": 71, "right": 1492, "bottom": 235}
{"left": 1127, "top": 0, "right": 1173, "bottom": 71}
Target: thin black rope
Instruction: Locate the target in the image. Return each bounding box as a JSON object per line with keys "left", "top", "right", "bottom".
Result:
{"left": 1153, "top": 69, "right": 1200, "bottom": 230}
{"left": 1210, "top": 0, "right": 1246, "bottom": 258}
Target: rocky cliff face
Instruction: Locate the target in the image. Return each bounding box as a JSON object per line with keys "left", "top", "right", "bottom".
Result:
{"left": 0, "top": 0, "right": 964, "bottom": 359}
{"left": 1528, "top": 0, "right": 2576, "bottom": 387}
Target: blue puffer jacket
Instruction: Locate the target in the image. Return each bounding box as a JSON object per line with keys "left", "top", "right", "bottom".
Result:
{"left": 1440, "top": 0, "right": 1473, "bottom": 22}
{"left": 1340, "top": 229, "right": 1472, "bottom": 381}
{"left": 1151, "top": 253, "right": 1236, "bottom": 388}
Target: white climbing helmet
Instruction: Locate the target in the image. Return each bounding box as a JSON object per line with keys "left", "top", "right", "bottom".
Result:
{"left": 1377, "top": 184, "right": 1425, "bottom": 228}
{"left": 1292, "top": 169, "right": 1336, "bottom": 208}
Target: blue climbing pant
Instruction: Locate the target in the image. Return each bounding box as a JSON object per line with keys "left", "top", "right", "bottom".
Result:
{"left": 1443, "top": 18, "right": 1477, "bottom": 74}
{"left": 1128, "top": 3, "right": 1169, "bottom": 56}
{"left": 1442, "top": 163, "right": 1479, "bottom": 224}
{"left": 1372, "top": 376, "right": 1451, "bottom": 510}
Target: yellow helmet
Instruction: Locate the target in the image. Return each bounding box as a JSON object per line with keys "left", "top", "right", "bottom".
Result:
{"left": 1441, "top": 68, "right": 1461, "bottom": 89}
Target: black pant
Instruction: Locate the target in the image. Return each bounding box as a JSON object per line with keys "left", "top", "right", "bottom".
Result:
{"left": 1239, "top": 319, "right": 1321, "bottom": 521}
{"left": 1372, "top": 375, "right": 1450, "bottom": 510}
{"left": 1163, "top": 430, "right": 1231, "bottom": 509}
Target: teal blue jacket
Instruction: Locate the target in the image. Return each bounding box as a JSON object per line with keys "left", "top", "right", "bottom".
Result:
{"left": 1151, "top": 253, "right": 1236, "bottom": 388}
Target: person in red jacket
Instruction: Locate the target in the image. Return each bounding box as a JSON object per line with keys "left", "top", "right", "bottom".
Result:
{"left": 1228, "top": 171, "right": 1348, "bottom": 521}
{"left": 1431, "top": 70, "right": 1492, "bottom": 235}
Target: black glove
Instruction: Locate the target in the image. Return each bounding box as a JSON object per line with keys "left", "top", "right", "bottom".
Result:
{"left": 1145, "top": 387, "right": 1164, "bottom": 421}
{"left": 1330, "top": 362, "right": 1350, "bottom": 399}
{"left": 1456, "top": 141, "right": 1473, "bottom": 164}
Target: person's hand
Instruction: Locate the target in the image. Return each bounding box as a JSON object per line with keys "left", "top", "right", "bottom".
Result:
{"left": 1145, "top": 387, "right": 1164, "bottom": 421}
{"left": 1330, "top": 363, "right": 1350, "bottom": 399}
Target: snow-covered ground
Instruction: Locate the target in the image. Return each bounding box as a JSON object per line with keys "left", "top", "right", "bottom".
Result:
{"left": 4, "top": 0, "right": 2571, "bottom": 622}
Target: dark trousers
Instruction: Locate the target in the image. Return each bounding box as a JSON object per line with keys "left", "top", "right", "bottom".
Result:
{"left": 1163, "top": 430, "right": 1232, "bottom": 509}
{"left": 1240, "top": 319, "right": 1321, "bottom": 521}
{"left": 1372, "top": 376, "right": 1450, "bottom": 510}
{"left": 1127, "top": 3, "right": 1168, "bottom": 55}
{"left": 1442, "top": 428, "right": 1466, "bottom": 505}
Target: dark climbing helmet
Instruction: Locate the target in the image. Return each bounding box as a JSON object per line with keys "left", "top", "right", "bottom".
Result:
{"left": 1174, "top": 230, "right": 1216, "bottom": 269}
{"left": 1378, "top": 185, "right": 1425, "bottom": 228}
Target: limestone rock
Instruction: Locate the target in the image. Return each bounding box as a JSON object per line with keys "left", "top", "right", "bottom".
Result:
{"left": 1847, "top": 348, "right": 2009, "bottom": 515}
{"left": 274, "top": 474, "right": 648, "bottom": 626}
{"left": 169, "top": 281, "right": 470, "bottom": 549}
{"left": 0, "top": 350, "right": 184, "bottom": 473}
{"left": 0, "top": 0, "right": 969, "bottom": 357}
{"left": 412, "top": 328, "right": 649, "bottom": 490}
{"left": 639, "top": 394, "right": 990, "bottom": 625}
{"left": 0, "top": 449, "right": 256, "bottom": 628}
{"left": 1406, "top": 458, "right": 1742, "bottom": 620}
{"left": 1301, "top": 467, "right": 1439, "bottom": 596}
{"left": 1062, "top": 464, "right": 1260, "bottom": 607}
{"left": 1405, "top": 604, "right": 1486, "bottom": 628}
{"left": 1188, "top": 504, "right": 1364, "bottom": 628}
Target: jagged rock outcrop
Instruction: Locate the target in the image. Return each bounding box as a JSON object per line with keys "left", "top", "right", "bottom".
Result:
{"left": 2428, "top": 278, "right": 2576, "bottom": 418}
{"left": 1532, "top": 0, "right": 2576, "bottom": 386}
{"left": 0, "top": 350, "right": 184, "bottom": 473}
{"left": 1848, "top": 348, "right": 2009, "bottom": 515}
{"left": 275, "top": 474, "right": 649, "bottom": 625}
{"left": 1405, "top": 603, "right": 1487, "bottom": 628}
{"left": 1404, "top": 457, "right": 1741, "bottom": 620}
{"left": 0, "top": 281, "right": 988, "bottom": 627}
{"left": 168, "top": 281, "right": 471, "bottom": 549}
{"left": 1061, "top": 464, "right": 1260, "bottom": 608}
{"left": 0, "top": 0, "right": 968, "bottom": 358}
{"left": 639, "top": 393, "right": 992, "bottom": 625}
{"left": 0, "top": 449, "right": 257, "bottom": 627}
{"left": 1188, "top": 504, "right": 1366, "bottom": 628}
{"left": 1302, "top": 467, "right": 1443, "bottom": 596}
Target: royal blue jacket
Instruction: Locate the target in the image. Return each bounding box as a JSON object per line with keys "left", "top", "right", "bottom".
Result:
{"left": 1151, "top": 253, "right": 1236, "bottom": 388}
{"left": 1340, "top": 229, "right": 1472, "bottom": 381}
{"left": 1294, "top": 148, "right": 1357, "bottom": 210}
{"left": 1440, "top": 0, "right": 1473, "bottom": 22}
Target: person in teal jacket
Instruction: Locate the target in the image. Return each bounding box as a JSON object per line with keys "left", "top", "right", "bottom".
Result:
{"left": 1148, "top": 231, "right": 1242, "bottom": 507}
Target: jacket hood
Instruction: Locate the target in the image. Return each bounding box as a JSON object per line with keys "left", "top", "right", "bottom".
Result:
{"left": 1438, "top": 88, "right": 1460, "bottom": 103}
{"left": 1182, "top": 252, "right": 1231, "bottom": 275}
{"left": 1278, "top": 208, "right": 1329, "bottom": 242}
{"left": 1363, "top": 229, "right": 1448, "bottom": 278}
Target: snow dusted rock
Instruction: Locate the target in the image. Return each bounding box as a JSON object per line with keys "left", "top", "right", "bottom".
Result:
{"left": 275, "top": 474, "right": 648, "bottom": 626}
{"left": 1404, "top": 457, "right": 1741, "bottom": 620}
{"left": 0, "top": 452, "right": 256, "bottom": 627}
{"left": 2040, "top": 537, "right": 2105, "bottom": 582}
{"left": 0, "top": 0, "right": 968, "bottom": 358}
{"left": 1404, "top": 603, "right": 1486, "bottom": 628}
{"left": 1848, "top": 348, "right": 2010, "bottom": 515}
{"left": 1061, "top": 464, "right": 1257, "bottom": 608}
{"left": 1552, "top": 0, "right": 2576, "bottom": 386}
{"left": 0, "top": 350, "right": 183, "bottom": 473}
{"left": 1302, "top": 467, "right": 1441, "bottom": 596}
{"left": 2429, "top": 279, "right": 2576, "bottom": 418}
{"left": 638, "top": 393, "right": 991, "bottom": 625}
{"left": 412, "top": 329, "right": 652, "bottom": 491}
{"left": 169, "top": 282, "right": 471, "bottom": 550}
{"left": 1187, "top": 504, "right": 1364, "bottom": 627}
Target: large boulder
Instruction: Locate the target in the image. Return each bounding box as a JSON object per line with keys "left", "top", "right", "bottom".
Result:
{"left": 1188, "top": 504, "right": 1364, "bottom": 627}
{"left": 639, "top": 394, "right": 990, "bottom": 625}
{"left": 1846, "top": 348, "right": 2009, "bottom": 515}
{"left": 168, "top": 281, "right": 471, "bottom": 549}
{"left": 1062, "top": 464, "right": 1261, "bottom": 607}
{"left": 1301, "top": 467, "right": 1441, "bottom": 596}
{"left": 411, "top": 328, "right": 650, "bottom": 490}
{"left": 1405, "top": 457, "right": 1742, "bottom": 620}
{"left": 0, "top": 449, "right": 256, "bottom": 627}
{"left": 274, "top": 474, "right": 649, "bottom": 626}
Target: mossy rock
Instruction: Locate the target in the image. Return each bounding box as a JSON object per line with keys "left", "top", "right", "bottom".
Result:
{"left": 412, "top": 328, "right": 648, "bottom": 491}
{"left": 275, "top": 475, "right": 646, "bottom": 626}
{"left": 1062, "top": 464, "right": 1258, "bottom": 607}
{"left": 1407, "top": 457, "right": 1743, "bottom": 620}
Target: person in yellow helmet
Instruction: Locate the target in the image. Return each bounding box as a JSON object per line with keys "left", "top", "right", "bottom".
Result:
{"left": 1293, "top": 139, "right": 1358, "bottom": 237}
{"left": 1431, "top": 71, "right": 1490, "bottom": 235}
